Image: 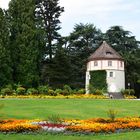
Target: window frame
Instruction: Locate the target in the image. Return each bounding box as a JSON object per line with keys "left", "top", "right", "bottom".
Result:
{"left": 108, "top": 61, "right": 112, "bottom": 66}
{"left": 94, "top": 61, "right": 98, "bottom": 66}
{"left": 109, "top": 72, "right": 113, "bottom": 77}
{"left": 120, "top": 61, "right": 123, "bottom": 67}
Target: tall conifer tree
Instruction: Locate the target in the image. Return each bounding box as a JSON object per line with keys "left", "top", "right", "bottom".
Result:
{"left": 36, "top": 0, "right": 64, "bottom": 60}
{"left": 0, "top": 8, "right": 12, "bottom": 87}
{"left": 8, "top": 0, "right": 44, "bottom": 87}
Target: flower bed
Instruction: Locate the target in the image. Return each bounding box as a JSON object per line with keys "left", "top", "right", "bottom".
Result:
{"left": 0, "top": 117, "right": 140, "bottom": 134}
{"left": 65, "top": 118, "right": 140, "bottom": 133}
{"left": 0, "top": 119, "right": 41, "bottom": 133}
{"left": 0, "top": 94, "right": 109, "bottom": 99}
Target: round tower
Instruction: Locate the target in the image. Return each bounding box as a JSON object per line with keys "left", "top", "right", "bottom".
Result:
{"left": 86, "top": 41, "right": 125, "bottom": 94}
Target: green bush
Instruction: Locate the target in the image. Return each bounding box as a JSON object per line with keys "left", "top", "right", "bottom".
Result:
{"left": 94, "top": 89, "right": 103, "bottom": 95}
{"left": 48, "top": 89, "right": 57, "bottom": 96}
{"left": 107, "top": 109, "right": 118, "bottom": 122}
{"left": 61, "top": 90, "right": 69, "bottom": 96}
{"left": 27, "top": 88, "right": 38, "bottom": 95}
{"left": 76, "top": 89, "right": 85, "bottom": 94}
{"left": 47, "top": 114, "right": 62, "bottom": 124}
{"left": 90, "top": 70, "right": 107, "bottom": 91}
{"left": 88, "top": 84, "right": 96, "bottom": 94}
{"left": 1, "top": 88, "right": 12, "bottom": 96}
{"left": 0, "top": 85, "right": 14, "bottom": 96}
{"left": 121, "top": 89, "right": 135, "bottom": 95}
{"left": 54, "top": 89, "right": 63, "bottom": 95}
{"left": 63, "top": 85, "right": 72, "bottom": 91}
{"left": 38, "top": 85, "right": 49, "bottom": 94}
{"left": 62, "top": 85, "right": 72, "bottom": 96}
{"left": 16, "top": 87, "right": 26, "bottom": 95}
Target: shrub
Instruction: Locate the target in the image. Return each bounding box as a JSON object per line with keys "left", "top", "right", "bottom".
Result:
{"left": 62, "top": 85, "right": 72, "bottom": 96}
{"left": 47, "top": 114, "right": 62, "bottom": 124}
{"left": 38, "top": 85, "right": 49, "bottom": 94}
{"left": 90, "top": 70, "right": 107, "bottom": 90}
{"left": 121, "top": 89, "right": 135, "bottom": 95}
{"left": 63, "top": 85, "right": 72, "bottom": 91}
{"left": 94, "top": 89, "right": 103, "bottom": 95}
{"left": 48, "top": 89, "right": 57, "bottom": 96}
{"left": 88, "top": 85, "right": 103, "bottom": 95}
{"left": 54, "top": 89, "right": 63, "bottom": 95}
{"left": 88, "top": 84, "right": 96, "bottom": 94}
{"left": 76, "top": 89, "right": 85, "bottom": 95}
{"left": 107, "top": 109, "right": 118, "bottom": 122}
{"left": 0, "top": 85, "right": 14, "bottom": 96}
{"left": 61, "top": 90, "right": 69, "bottom": 96}
{"left": 27, "top": 88, "right": 38, "bottom": 95}
{"left": 16, "top": 87, "right": 26, "bottom": 95}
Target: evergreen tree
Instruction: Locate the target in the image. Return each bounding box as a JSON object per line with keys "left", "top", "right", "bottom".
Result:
{"left": 104, "top": 26, "right": 140, "bottom": 95}
{"left": 8, "top": 0, "right": 44, "bottom": 87}
{"left": 105, "top": 26, "right": 139, "bottom": 53}
{"left": 43, "top": 47, "right": 72, "bottom": 88}
{"left": 36, "top": 0, "right": 64, "bottom": 60}
{"left": 0, "top": 8, "right": 12, "bottom": 87}
{"left": 66, "top": 23, "right": 103, "bottom": 88}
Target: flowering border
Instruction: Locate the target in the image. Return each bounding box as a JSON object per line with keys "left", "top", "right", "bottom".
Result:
{"left": 0, "top": 117, "right": 140, "bottom": 134}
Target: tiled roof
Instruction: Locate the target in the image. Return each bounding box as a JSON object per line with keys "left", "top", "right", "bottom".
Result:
{"left": 88, "top": 41, "right": 123, "bottom": 61}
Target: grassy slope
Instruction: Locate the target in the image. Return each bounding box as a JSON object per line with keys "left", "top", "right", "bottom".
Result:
{"left": 0, "top": 99, "right": 140, "bottom": 139}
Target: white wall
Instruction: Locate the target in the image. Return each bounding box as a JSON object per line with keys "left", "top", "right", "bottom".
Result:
{"left": 87, "top": 60, "right": 124, "bottom": 71}
{"left": 86, "top": 60, "right": 125, "bottom": 93}
{"left": 106, "top": 70, "right": 125, "bottom": 92}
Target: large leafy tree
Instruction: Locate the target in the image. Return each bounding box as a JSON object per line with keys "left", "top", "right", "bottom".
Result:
{"left": 104, "top": 26, "right": 139, "bottom": 53}
{"left": 68, "top": 23, "right": 103, "bottom": 53}
{"left": 0, "top": 8, "right": 12, "bottom": 87}
{"left": 65, "top": 23, "right": 103, "bottom": 88}
{"left": 36, "top": 0, "right": 64, "bottom": 60}
{"left": 104, "top": 26, "right": 140, "bottom": 96}
{"left": 8, "top": 0, "right": 44, "bottom": 87}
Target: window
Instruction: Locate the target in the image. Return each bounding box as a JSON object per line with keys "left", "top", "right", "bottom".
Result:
{"left": 106, "top": 51, "right": 112, "bottom": 55}
{"left": 94, "top": 61, "right": 98, "bottom": 66}
{"left": 108, "top": 61, "right": 112, "bottom": 66}
{"left": 109, "top": 72, "right": 113, "bottom": 77}
{"left": 120, "top": 61, "right": 123, "bottom": 67}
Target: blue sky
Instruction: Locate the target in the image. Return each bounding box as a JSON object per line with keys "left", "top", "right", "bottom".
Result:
{"left": 1, "top": 0, "right": 140, "bottom": 40}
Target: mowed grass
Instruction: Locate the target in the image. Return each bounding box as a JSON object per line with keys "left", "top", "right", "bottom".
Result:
{"left": 0, "top": 131, "right": 140, "bottom": 140}
{"left": 0, "top": 99, "right": 140, "bottom": 139}
{"left": 0, "top": 99, "right": 140, "bottom": 119}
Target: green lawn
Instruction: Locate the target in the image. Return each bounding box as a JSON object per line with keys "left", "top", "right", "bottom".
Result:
{"left": 0, "top": 131, "right": 140, "bottom": 140}
{"left": 0, "top": 99, "right": 140, "bottom": 139}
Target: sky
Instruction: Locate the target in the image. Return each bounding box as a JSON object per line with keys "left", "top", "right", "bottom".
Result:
{"left": 0, "top": 0, "right": 140, "bottom": 40}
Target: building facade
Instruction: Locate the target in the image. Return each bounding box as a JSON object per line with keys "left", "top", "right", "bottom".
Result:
{"left": 86, "top": 41, "right": 125, "bottom": 94}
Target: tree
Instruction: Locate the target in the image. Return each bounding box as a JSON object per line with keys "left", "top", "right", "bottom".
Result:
{"left": 36, "top": 0, "right": 64, "bottom": 60}
{"left": 0, "top": 8, "right": 12, "bottom": 87}
{"left": 65, "top": 23, "right": 103, "bottom": 88}
{"left": 8, "top": 0, "right": 44, "bottom": 87}
{"left": 104, "top": 26, "right": 139, "bottom": 53}
{"left": 104, "top": 26, "right": 140, "bottom": 96}
{"left": 42, "top": 47, "right": 72, "bottom": 88}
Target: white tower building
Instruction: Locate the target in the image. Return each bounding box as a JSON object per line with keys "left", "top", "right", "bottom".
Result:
{"left": 86, "top": 41, "right": 125, "bottom": 94}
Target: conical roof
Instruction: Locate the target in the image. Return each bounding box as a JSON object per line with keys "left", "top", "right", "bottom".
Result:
{"left": 88, "top": 41, "right": 123, "bottom": 61}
